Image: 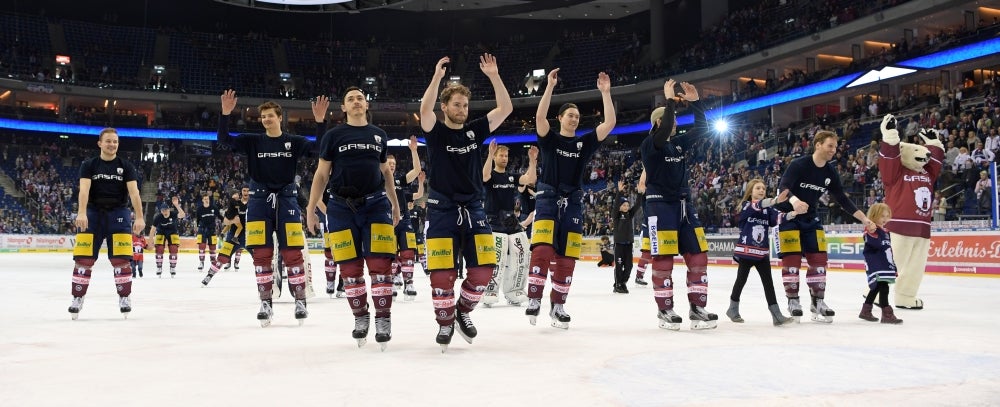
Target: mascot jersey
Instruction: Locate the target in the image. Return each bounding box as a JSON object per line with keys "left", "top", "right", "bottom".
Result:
{"left": 878, "top": 141, "right": 944, "bottom": 238}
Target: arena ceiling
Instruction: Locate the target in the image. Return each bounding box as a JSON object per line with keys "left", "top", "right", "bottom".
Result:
{"left": 213, "top": 0, "right": 663, "bottom": 19}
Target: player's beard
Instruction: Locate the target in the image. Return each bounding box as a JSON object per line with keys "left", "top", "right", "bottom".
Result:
{"left": 446, "top": 111, "right": 467, "bottom": 125}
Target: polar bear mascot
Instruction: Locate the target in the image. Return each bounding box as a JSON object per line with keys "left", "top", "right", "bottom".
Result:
{"left": 878, "top": 114, "right": 944, "bottom": 310}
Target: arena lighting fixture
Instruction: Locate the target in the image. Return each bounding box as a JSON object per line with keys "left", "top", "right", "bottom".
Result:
{"left": 846, "top": 66, "right": 917, "bottom": 88}
{"left": 713, "top": 119, "right": 730, "bottom": 133}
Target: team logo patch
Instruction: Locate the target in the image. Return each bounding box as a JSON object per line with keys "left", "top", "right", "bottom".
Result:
{"left": 509, "top": 176, "right": 514, "bottom": 182}
{"left": 914, "top": 186, "right": 932, "bottom": 212}
{"left": 466, "top": 130, "right": 475, "bottom": 140}
{"left": 576, "top": 142, "right": 582, "bottom": 150}
{"left": 116, "top": 167, "right": 123, "bottom": 175}
{"left": 284, "top": 142, "right": 292, "bottom": 150}
{"left": 824, "top": 178, "right": 830, "bottom": 186}
{"left": 374, "top": 135, "right": 381, "bottom": 144}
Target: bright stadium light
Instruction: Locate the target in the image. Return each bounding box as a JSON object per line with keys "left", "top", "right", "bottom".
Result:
{"left": 713, "top": 119, "right": 730, "bottom": 133}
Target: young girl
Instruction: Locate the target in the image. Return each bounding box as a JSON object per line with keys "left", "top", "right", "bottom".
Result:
{"left": 132, "top": 233, "right": 147, "bottom": 278}
{"left": 597, "top": 236, "right": 614, "bottom": 267}
{"left": 859, "top": 203, "right": 902, "bottom": 324}
{"left": 728, "top": 179, "right": 795, "bottom": 326}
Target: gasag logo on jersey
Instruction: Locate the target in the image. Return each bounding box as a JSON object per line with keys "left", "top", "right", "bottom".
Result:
{"left": 446, "top": 143, "right": 477, "bottom": 154}
{"left": 93, "top": 174, "right": 124, "bottom": 181}
{"left": 798, "top": 182, "right": 827, "bottom": 193}
{"left": 258, "top": 152, "right": 294, "bottom": 158}
{"left": 556, "top": 149, "right": 580, "bottom": 158}
{"left": 338, "top": 143, "right": 383, "bottom": 153}
{"left": 904, "top": 174, "right": 931, "bottom": 183}
{"left": 663, "top": 156, "right": 683, "bottom": 163}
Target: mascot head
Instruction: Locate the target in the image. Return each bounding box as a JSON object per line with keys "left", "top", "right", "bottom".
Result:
{"left": 880, "top": 114, "right": 942, "bottom": 173}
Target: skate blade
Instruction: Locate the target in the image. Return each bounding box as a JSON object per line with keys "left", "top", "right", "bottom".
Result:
{"left": 550, "top": 320, "right": 569, "bottom": 330}
{"left": 335, "top": 292, "right": 345, "bottom": 298}
{"left": 691, "top": 320, "right": 718, "bottom": 330}
{"left": 356, "top": 338, "right": 367, "bottom": 348}
{"left": 328, "top": 294, "right": 335, "bottom": 299}
{"left": 297, "top": 319, "right": 305, "bottom": 326}
{"left": 811, "top": 313, "right": 834, "bottom": 323}
{"left": 440, "top": 344, "right": 449, "bottom": 353}
{"left": 404, "top": 295, "right": 415, "bottom": 302}
{"left": 259, "top": 319, "right": 272, "bottom": 328}
{"left": 122, "top": 312, "right": 130, "bottom": 320}
{"left": 483, "top": 303, "right": 492, "bottom": 308}
{"left": 458, "top": 331, "right": 474, "bottom": 344}
{"left": 379, "top": 342, "right": 388, "bottom": 352}
{"left": 70, "top": 313, "right": 79, "bottom": 320}
{"left": 657, "top": 321, "right": 680, "bottom": 331}
{"left": 507, "top": 301, "right": 522, "bottom": 307}
{"left": 528, "top": 315, "right": 537, "bottom": 326}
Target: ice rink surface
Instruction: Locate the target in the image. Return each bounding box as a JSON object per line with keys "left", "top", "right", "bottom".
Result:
{"left": 2, "top": 252, "right": 999, "bottom": 407}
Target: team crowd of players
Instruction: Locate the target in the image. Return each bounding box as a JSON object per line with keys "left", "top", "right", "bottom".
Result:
{"left": 68, "top": 54, "right": 908, "bottom": 351}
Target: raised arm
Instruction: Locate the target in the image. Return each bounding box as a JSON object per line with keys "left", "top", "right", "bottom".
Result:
{"left": 218, "top": 89, "right": 238, "bottom": 144}
{"left": 519, "top": 146, "right": 538, "bottom": 187}
{"left": 483, "top": 139, "right": 498, "bottom": 183}
{"left": 172, "top": 196, "right": 186, "bottom": 219}
{"left": 419, "top": 57, "right": 449, "bottom": 133}
{"left": 535, "top": 68, "right": 559, "bottom": 137}
{"left": 481, "top": 53, "right": 514, "bottom": 132}
{"left": 595, "top": 72, "right": 616, "bottom": 141}
{"left": 305, "top": 159, "right": 332, "bottom": 234}
{"left": 637, "top": 168, "right": 647, "bottom": 193}
{"left": 412, "top": 171, "right": 425, "bottom": 200}
{"left": 652, "top": 79, "right": 677, "bottom": 149}
{"left": 311, "top": 95, "right": 330, "bottom": 145}
{"left": 405, "top": 135, "right": 421, "bottom": 183}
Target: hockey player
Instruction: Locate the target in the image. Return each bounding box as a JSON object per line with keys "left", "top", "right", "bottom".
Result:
{"left": 418, "top": 53, "right": 513, "bottom": 351}
{"left": 316, "top": 201, "right": 345, "bottom": 298}
{"left": 526, "top": 68, "right": 616, "bottom": 329}
{"left": 195, "top": 194, "right": 222, "bottom": 271}
{"left": 727, "top": 179, "right": 795, "bottom": 326}
{"left": 307, "top": 86, "right": 400, "bottom": 350}
{"left": 633, "top": 170, "right": 650, "bottom": 287}
{"left": 217, "top": 90, "right": 329, "bottom": 327}
{"left": 69, "top": 127, "right": 145, "bottom": 320}
{"left": 148, "top": 197, "right": 186, "bottom": 278}
{"left": 203, "top": 189, "right": 248, "bottom": 285}
{"left": 639, "top": 79, "right": 716, "bottom": 331}
{"left": 611, "top": 180, "right": 637, "bottom": 294}
{"left": 408, "top": 200, "right": 428, "bottom": 274}
{"left": 519, "top": 183, "right": 536, "bottom": 237}
{"left": 482, "top": 141, "right": 538, "bottom": 307}
{"left": 132, "top": 232, "right": 146, "bottom": 278}
{"left": 387, "top": 137, "right": 424, "bottom": 301}
{"left": 776, "top": 129, "right": 873, "bottom": 323}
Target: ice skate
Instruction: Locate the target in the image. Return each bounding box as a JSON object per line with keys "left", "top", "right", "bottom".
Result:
{"left": 505, "top": 291, "right": 527, "bottom": 306}
{"left": 880, "top": 306, "right": 903, "bottom": 324}
{"left": 726, "top": 300, "right": 743, "bottom": 323}
{"left": 257, "top": 299, "right": 273, "bottom": 328}
{"left": 325, "top": 281, "right": 336, "bottom": 298}
{"left": 858, "top": 303, "right": 878, "bottom": 322}
{"left": 68, "top": 297, "right": 84, "bottom": 320}
{"left": 768, "top": 304, "right": 794, "bottom": 326}
{"left": 392, "top": 274, "right": 403, "bottom": 288}
{"left": 233, "top": 264, "right": 240, "bottom": 271}
{"left": 634, "top": 277, "right": 648, "bottom": 286}
{"left": 294, "top": 299, "right": 308, "bottom": 325}
{"left": 201, "top": 274, "right": 213, "bottom": 287}
{"left": 657, "top": 309, "right": 682, "bottom": 331}
{"left": 169, "top": 268, "right": 176, "bottom": 278}
{"left": 455, "top": 310, "right": 477, "bottom": 344}
{"left": 374, "top": 317, "right": 392, "bottom": 351}
{"left": 436, "top": 324, "right": 454, "bottom": 353}
{"left": 352, "top": 314, "right": 370, "bottom": 347}
{"left": 198, "top": 261, "right": 204, "bottom": 271}
{"left": 612, "top": 284, "right": 629, "bottom": 294}
{"left": 525, "top": 298, "right": 541, "bottom": 325}
{"left": 157, "top": 268, "right": 163, "bottom": 278}
{"left": 223, "top": 263, "right": 231, "bottom": 271}
{"left": 787, "top": 297, "right": 803, "bottom": 323}
{"left": 482, "top": 292, "right": 499, "bottom": 308}
{"left": 549, "top": 303, "right": 571, "bottom": 329}
{"left": 403, "top": 284, "right": 417, "bottom": 302}
{"left": 119, "top": 296, "right": 132, "bottom": 319}
{"left": 689, "top": 305, "right": 718, "bottom": 330}
{"left": 335, "top": 288, "right": 345, "bottom": 298}
{"left": 810, "top": 297, "right": 835, "bottom": 323}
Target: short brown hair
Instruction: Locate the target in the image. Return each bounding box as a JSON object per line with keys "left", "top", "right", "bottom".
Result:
{"left": 257, "top": 101, "right": 283, "bottom": 117}
{"left": 558, "top": 103, "right": 579, "bottom": 117}
{"left": 495, "top": 145, "right": 509, "bottom": 155}
{"left": 342, "top": 86, "right": 364, "bottom": 102}
{"left": 813, "top": 130, "right": 838, "bottom": 147}
{"left": 99, "top": 127, "right": 118, "bottom": 140}
{"left": 440, "top": 84, "right": 470, "bottom": 104}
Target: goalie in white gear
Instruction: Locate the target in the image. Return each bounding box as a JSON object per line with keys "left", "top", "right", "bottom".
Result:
{"left": 482, "top": 141, "right": 538, "bottom": 307}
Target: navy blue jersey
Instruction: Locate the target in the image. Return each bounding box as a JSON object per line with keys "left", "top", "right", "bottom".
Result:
{"left": 394, "top": 174, "right": 414, "bottom": 216}
{"left": 218, "top": 117, "right": 318, "bottom": 190}
{"left": 639, "top": 100, "right": 706, "bottom": 203}
{"left": 409, "top": 206, "right": 425, "bottom": 232}
{"left": 424, "top": 117, "right": 491, "bottom": 199}
{"left": 319, "top": 123, "right": 388, "bottom": 197}
{"left": 152, "top": 212, "right": 180, "bottom": 234}
{"left": 79, "top": 156, "right": 139, "bottom": 209}
{"left": 734, "top": 200, "right": 780, "bottom": 261}
{"left": 520, "top": 185, "right": 536, "bottom": 214}
{"left": 776, "top": 155, "right": 858, "bottom": 218}
{"left": 485, "top": 169, "right": 521, "bottom": 215}
{"left": 195, "top": 204, "right": 220, "bottom": 230}
{"left": 863, "top": 228, "right": 896, "bottom": 272}
{"left": 225, "top": 199, "right": 248, "bottom": 221}
{"left": 537, "top": 130, "right": 602, "bottom": 188}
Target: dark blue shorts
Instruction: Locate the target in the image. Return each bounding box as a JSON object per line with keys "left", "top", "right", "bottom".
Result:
{"left": 73, "top": 206, "right": 133, "bottom": 260}
{"left": 529, "top": 183, "right": 584, "bottom": 258}
{"left": 424, "top": 190, "right": 495, "bottom": 271}
{"left": 645, "top": 200, "right": 708, "bottom": 256}
{"left": 325, "top": 192, "right": 395, "bottom": 263}
{"left": 245, "top": 183, "right": 304, "bottom": 250}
